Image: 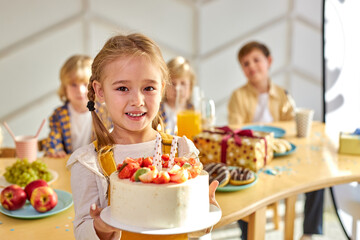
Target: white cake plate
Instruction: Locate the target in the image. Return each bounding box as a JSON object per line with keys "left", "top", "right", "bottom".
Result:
{"left": 100, "top": 204, "right": 222, "bottom": 235}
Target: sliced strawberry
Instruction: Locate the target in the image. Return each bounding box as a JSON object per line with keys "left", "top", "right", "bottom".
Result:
{"left": 174, "top": 157, "right": 187, "bottom": 167}
{"left": 142, "top": 157, "right": 153, "bottom": 168}
{"left": 123, "top": 157, "right": 136, "bottom": 165}
{"left": 134, "top": 157, "right": 144, "bottom": 166}
{"left": 118, "top": 165, "right": 133, "bottom": 179}
{"left": 161, "top": 154, "right": 170, "bottom": 161}
{"left": 153, "top": 171, "right": 170, "bottom": 184}
{"left": 117, "top": 159, "right": 140, "bottom": 179}
{"left": 161, "top": 154, "right": 170, "bottom": 168}
{"left": 130, "top": 173, "right": 136, "bottom": 182}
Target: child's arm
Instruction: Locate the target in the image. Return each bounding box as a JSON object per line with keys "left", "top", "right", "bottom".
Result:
{"left": 68, "top": 149, "right": 120, "bottom": 240}
{"left": 44, "top": 110, "right": 67, "bottom": 157}
{"left": 228, "top": 91, "right": 244, "bottom": 127}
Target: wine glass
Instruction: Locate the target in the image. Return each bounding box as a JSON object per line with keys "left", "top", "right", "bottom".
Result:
{"left": 201, "top": 99, "right": 216, "bottom": 130}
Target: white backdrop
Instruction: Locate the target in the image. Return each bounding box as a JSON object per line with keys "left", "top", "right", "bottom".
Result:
{"left": 324, "top": 0, "right": 360, "bottom": 143}
{"left": 324, "top": 0, "right": 360, "bottom": 239}
{"left": 0, "top": 0, "right": 323, "bottom": 147}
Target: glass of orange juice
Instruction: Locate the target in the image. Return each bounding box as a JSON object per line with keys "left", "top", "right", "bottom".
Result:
{"left": 177, "top": 110, "right": 202, "bottom": 140}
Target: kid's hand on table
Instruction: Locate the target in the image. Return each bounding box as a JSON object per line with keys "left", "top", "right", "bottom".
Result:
{"left": 46, "top": 150, "right": 67, "bottom": 158}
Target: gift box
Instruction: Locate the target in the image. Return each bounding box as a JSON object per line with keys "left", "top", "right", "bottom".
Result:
{"left": 339, "top": 131, "right": 360, "bottom": 155}
{"left": 193, "top": 127, "right": 274, "bottom": 172}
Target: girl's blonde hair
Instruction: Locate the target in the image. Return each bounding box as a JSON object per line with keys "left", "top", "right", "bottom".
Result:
{"left": 165, "top": 56, "right": 196, "bottom": 104}
{"left": 88, "top": 33, "right": 169, "bottom": 149}
{"left": 58, "top": 55, "right": 92, "bottom": 102}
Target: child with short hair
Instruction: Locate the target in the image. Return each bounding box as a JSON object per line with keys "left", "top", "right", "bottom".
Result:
{"left": 66, "top": 33, "right": 219, "bottom": 240}
{"left": 43, "top": 55, "right": 112, "bottom": 158}
{"left": 230, "top": 41, "right": 322, "bottom": 240}
{"left": 228, "top": 41, "right": 295, "bottom": 129}
{"left": 160, "top": 56, "right": 196, "bottom": 134}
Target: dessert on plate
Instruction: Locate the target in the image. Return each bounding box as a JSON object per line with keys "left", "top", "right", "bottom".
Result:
{"left": 109, "top": 154, "right": 210, "bottom": 229}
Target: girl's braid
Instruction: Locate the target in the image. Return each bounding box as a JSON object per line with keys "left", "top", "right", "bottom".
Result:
{"left": 87, "top": 75, "right": 115, "bottom": 149}
{"left": 87, "top": 75, "right": 96, "bottom": 102}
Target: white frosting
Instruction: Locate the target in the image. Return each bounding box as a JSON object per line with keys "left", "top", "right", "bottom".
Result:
{"left": 110, "top": 170, "right": 210, "bottom": 228}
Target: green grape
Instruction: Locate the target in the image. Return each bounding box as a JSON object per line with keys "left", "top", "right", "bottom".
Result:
{"left": 3, "top": 159, "right": 53, "bottom": 186}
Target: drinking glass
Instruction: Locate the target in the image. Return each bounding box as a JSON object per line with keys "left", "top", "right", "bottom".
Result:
{"left": 201, "top": 99, "right": 216, "bottom": 130}
{"left": 177, "top": 110, "right": 202, "bottom": 140}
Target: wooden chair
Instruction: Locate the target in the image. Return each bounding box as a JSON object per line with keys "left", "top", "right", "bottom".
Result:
{"left": 0, "top": 148, "right": 16, "bottom": 158}
{"left": 268, "top": 202, "right": 280, "bottom": 230}
{"left": 242, "top": 202, "right": 280, "bottom": 230}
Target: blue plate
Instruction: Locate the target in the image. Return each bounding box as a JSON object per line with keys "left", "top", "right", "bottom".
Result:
{"left": 274, "top": 143, "right": 297, "bottom": 157}
{"left": 242, "top": 125, "right": 286, "bottom": 138}
{"left": 0, "top": 189, "right": 73, "bottom": 219}
{"left": 216, "top": 170, "right": 258, "bottom": 192}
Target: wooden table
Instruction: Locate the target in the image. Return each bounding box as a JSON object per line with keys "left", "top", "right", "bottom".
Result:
{"left": 0, "top": 157, "right": 75, "bottom": 240}
{"left": 1, "top": 121, "right": 359, "bottom": 240}
{"left": 214, "top": 121, "right": 360, "bottom": 240}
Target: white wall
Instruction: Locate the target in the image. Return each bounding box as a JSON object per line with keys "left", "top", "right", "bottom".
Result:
{"left": 0, "top": 0, "right": 322, "bottom": 147}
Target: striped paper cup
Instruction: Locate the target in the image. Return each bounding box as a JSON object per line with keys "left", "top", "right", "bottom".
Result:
{"left": 295, "top": 109, "right": 314, "bottom": 138}
{"left": 15, "top": 135, "right": 38, "bottom": 162}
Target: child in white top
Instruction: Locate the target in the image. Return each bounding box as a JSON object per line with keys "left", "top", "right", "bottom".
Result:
{"left": 160, "top": 56, "right": 196, "bottom": 134}
{"left": 43, "top": 55, "right": 112, "bottom": 157}
{"left": 66, "top": 33, "right": 219, "bottom": 240}
{"left": 227, "top": 41, "right": 294, "bottom": 128}
{"left": 231, "top": 41, "right": 322, "bottom": 240}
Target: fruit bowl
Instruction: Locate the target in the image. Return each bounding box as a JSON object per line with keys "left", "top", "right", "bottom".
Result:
{"left": 0, "top": 189, "right": 73, "bottom": 219}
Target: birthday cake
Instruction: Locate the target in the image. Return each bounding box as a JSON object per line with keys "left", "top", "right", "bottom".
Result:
{"left": 109, "top": 154, "right": 209, "bottom": 229}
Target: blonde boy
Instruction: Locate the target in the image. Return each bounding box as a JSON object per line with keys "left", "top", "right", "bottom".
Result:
{"left": 43, "top": 55, "right": 112, "bottom": 157}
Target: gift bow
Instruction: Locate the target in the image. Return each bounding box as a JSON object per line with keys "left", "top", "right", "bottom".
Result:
{"left": 204, "top": 126, "right": 267, "bottom": 164}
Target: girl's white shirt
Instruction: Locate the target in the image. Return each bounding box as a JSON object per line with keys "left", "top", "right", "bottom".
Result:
{"left": 66, "top": 135, "right": 199, "bottom": 240}
{"left": 252, "top": 92, "right": 274, "bottom": 123}
{"left": 68, "top": 103, "right": 92, "bottom": 151}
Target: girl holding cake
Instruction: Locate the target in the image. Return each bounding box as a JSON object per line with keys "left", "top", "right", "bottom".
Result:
{"left": 66, "top": 33, "right": 219, "bottom": 240}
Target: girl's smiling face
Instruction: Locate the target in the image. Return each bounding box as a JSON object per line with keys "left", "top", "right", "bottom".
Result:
{"left": 93, "top": 56, "right": 163, "bottom": 135}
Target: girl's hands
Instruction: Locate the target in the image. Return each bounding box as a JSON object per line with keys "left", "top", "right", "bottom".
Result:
{"left": 209, "top": 180, "right": 220, "bottom": 208}
{"left": 46, "top": 150, "right": 67, "bottom": 158}
{"left": 90, "top": 204, "right": 121, "bottom": 240}
{"left": 89, "top": 181, "right": 221, "bottom": 239}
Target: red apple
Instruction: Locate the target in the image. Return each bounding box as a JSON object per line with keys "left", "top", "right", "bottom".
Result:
{"left": 24, "top": 179, "right": 48, "bottom": 200}
{"left": 30, "top": 186, "right": 58, "bottom": 213}
{"left": 0, "top": 185, "right": 27, "bottom": 210}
